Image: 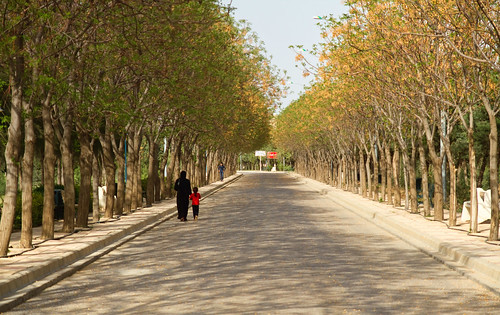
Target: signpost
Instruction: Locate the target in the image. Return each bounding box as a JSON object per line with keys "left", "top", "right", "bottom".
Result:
{"left": 254, "top": 151, "right": 278, "bottom": 171}
{"left": 255, "top": 151, "right": 266, "bottom": 171}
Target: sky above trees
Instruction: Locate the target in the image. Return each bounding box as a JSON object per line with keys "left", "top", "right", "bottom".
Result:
{"left": 222, "top": 0, "right": 348, "bottom": 109}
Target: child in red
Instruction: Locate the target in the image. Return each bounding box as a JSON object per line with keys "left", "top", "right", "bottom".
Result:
{"left": 189, "top": 187, "right": 201, "bottom": 220}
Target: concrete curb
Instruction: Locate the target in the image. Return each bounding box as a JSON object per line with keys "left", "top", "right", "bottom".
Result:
{"left": 331, "top": 194, "right": 500, "bottom": 295}
{"left": 0, "top": 173, "right": 242, "bottom": 312}
{"left": 292, "top": 173, "right": 500, "bottom": 296}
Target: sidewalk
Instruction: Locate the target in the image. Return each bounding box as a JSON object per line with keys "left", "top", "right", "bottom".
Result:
{"left": 291, "top": 173, "right": 500, "bottom": 296}
{"left": 0, "top": 173, "right": 242, "bottom": 312}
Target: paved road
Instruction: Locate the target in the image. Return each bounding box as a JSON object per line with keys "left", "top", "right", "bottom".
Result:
{"left": 8, "top": 173, "right": 500, "bottom": 314}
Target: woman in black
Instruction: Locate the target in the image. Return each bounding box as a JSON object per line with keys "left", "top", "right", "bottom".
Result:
{"left": 174, "top": 170, "right": 192, "bottom": 221}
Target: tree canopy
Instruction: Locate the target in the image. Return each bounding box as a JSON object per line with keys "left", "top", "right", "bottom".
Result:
{"left": 274, "top": 0, "right": 500, "bottom": 241}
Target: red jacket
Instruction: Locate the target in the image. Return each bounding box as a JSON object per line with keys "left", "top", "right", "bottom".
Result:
{"left": 189, "top": 192, "right": 201, "bottom": 206}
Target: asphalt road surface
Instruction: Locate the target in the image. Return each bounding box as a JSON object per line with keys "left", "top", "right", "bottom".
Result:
{"left": 8, "top": 172, "right": 500, "bottom": 314}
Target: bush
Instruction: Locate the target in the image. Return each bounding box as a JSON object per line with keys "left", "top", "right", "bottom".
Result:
{"left": 12, "top": 184, "right": 81, "bottom": 230}
{"left": 283, "top": 164, "right": 294, "bottom": 171}
{"left": 74, "top": 185, "right": 80, "bottom": 204}
{"left": 456, "top": 169, "right": 470, "bottom": 212}
{"left": 0, "top": 172, "right": 5, "bottom": 197}
{"left": 14, "top": 189, "right": 44, "bottom": 230}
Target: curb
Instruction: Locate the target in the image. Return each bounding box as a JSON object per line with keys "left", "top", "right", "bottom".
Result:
{"left": 293, "top": 173, "right": 500, "bottom": 296}
{"left": 0, "top": 173, "right": 242, "bottom": 312}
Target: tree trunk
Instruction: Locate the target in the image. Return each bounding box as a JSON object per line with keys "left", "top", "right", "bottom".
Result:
{"left": 378, "top": 140, "right": 387, "bottom": 202}
{"left": 484, "top": 98, "right": 499, "bottom": 241}
{"left": 134, "top": 130, "right": 143, "bottom": 209}
{"left": 418, "top": 134, "right": 430, "bottom": 216}
{"left": 328, "top": 155, "right": 333, "bottom": 187}
{"left": 422, "top": 116, "right": 444, "bottom": 221}
{"left": 199, "top": 149, "right": 207, "bottom": 186}
{"left": 100, "top": 125, "right": 115, "bottom": 219}
{"left": 337, "top": 161, "right": 342, "bottom": 189}
{"left": 206, "top": 150, "right": 215, "bottom": 183}
{"left": 353, "top": 154, "right": 359, "bottom": 194}
{"left": 166, "top": 138, "right": 182, "bottom": 198}
{"left": 330, "top": 159, "right": 336, "bottom": 187}
{"left": 359, "top": 150, "right": 366, "bottom": 197}
{"left": 146, "top": 134, "right": 157, "bottom": 207}
{"left": 56, "top": 158, "right": 62, "bottom": 186}
{"left": 409, "top": 146, "right": 418, "bottom": 214}
{"left": 468, "top": 129, "right": 478, "bottom": 232}
{"left": 20, "top": 26, "right": 45, "bottom": 248}
{"left": 135, "top": 153, "right": 143, "bottom": 209}
{"left": 60, "top": 112, "right": 76, "bottom": 233}
{"left": 131, "top": 149, "right": 138, "bottom": 211}
{"left": 191, "top": 145, "right": 198, "bottom": 186}
{"left": 92, "top": 151, "right": 100, "bottom": 222}
{"left": 430, "top": 158, "right": 444, "bottom": 221}
{"left": 403, "top": 164, "right": 409, "bottom": 210}
{"left": 124, "top": 130, "right": 136, "bottom": 213}
{"left": 393, "top": 148, "right": 401, "bottom": 207}
{"left": 448, "top": 162, "right": 457, "bottom": 227}
{"left": 342, "top": 156, "right": 347, "bottom": 189}
{"left": 76, "top": 131, "right": 92, "bottom": 228}
{"left": 442, "top": 127, "right": 458, "bottom": 226}
{"left": 41, "top": 92, "right": 55, "bottom": 240}
{"left": 104, "top": 161, "right": 115, "bottom": 218}
{"left": 20, "top": 98, "right": 35, "bottom": 248}
{"left": 155, "top": 173, "right": 161, "bottom": 201}
{"left": 408, "top": 158, "right": 418, "bottom": 213}
{"left": 385, "top": 144, "right": 393, "bottom": 205}
{"left": 365, "top": 153, "right": 372, "bottom": 198}
{"left": 115, "top": 150, "right": 125, "bottom": 216}
{"left": 0, "top": 36, "right": 24, "bottom": 255}
{"left": 112, "top": 134, "right": 126, "bottom": 216}
{"left": 159, "top": 137, "right": 171, "bottom": 199}
{"left": 370, "top": 137, "right": 379, "bottom": 201}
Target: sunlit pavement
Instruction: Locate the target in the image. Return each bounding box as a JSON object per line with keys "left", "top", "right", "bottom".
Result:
{"left": 5, "top": 172, "right": 500, "bottom": 314}
{"left": 0, "top": 174, "right": 241, "bottom": 312}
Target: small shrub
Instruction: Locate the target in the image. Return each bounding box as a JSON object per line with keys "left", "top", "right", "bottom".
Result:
{"left": 0, "top": 172, "right": 5, "bottom": 197}
{"left": 31, "top": 191, "right": 44, "bottom": 227}
{"left": 14, "top": 189, "right": 44, "bottom": 230}
{"left": 456, "top": 169, "right": 470, "bottom": 212}
{"left": 74, "top": 185, "right": 80, "bottom": 204}
{"left": 283, "top": 165, "right": 294, "bottom": 172}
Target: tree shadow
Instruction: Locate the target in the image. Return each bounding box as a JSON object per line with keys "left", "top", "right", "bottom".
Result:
{"left": 9, "top": 173, "right": 500, "bottom": 314}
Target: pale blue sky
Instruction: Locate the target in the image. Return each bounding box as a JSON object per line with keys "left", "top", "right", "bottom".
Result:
{"left": 222, "top": 0, "right": 348, "bottom": 109}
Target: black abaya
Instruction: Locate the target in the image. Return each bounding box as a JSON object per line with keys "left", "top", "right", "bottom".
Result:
{"left": 174, "top": 171, "right": 191, "bottom": 220}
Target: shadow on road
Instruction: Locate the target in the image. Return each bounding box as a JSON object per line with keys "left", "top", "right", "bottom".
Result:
{"left": 9, "top": 173, "right": 500, "bottom": 314}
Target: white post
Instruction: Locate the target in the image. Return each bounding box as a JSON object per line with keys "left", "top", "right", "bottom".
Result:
{"left": 164, "top": 137, "right": 167, "bottom": 177}
{"left": 441, "top": 111, "right": 447, "bottom": 203}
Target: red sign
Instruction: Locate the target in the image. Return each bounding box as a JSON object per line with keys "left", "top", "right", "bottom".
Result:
{"left": 267, "top": 152, "right": 277, "bottom": 159}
